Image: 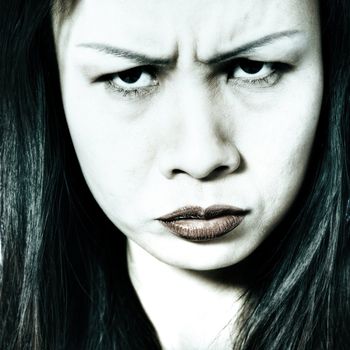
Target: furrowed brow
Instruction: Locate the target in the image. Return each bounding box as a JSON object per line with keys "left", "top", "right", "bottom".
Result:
{"left": 77, "top": 43, "right": 176, "bottom": 66}
{"left": 202, "top": 30, "right": 301, "bottom": 65}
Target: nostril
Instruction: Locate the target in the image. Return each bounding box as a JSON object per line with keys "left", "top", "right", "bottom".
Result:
{"left": 172, "top": 169, "right": 183, "bottom": 175}
{"left": 169, "top": 163, "right": 238, "bottom": 179}
{"left": 205, "top": 165, "right": 231, "bottom": 179}
{"left": 215, "top": 165, "right": 230, "bottom": 173}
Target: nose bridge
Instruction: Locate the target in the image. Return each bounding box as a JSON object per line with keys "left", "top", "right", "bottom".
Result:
{"left": 168, "top": 74, "right": 224, "bottom": 153}
{"left": 159, "top": 76, "right": 240, "bottom": 179}
{"left": 179, "top": 78, "right": 222, "bottom": 144}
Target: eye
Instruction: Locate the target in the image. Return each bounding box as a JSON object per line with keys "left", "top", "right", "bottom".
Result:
{"left": 95, "top": 66, "right": 160, "bottom": 99}
{"left": 110, "top": 67, "right": 158, "bottom": 90}
{"left": 231, "top": 60, "right": 274, "bottom": 79}
{"left": 226, "top": 59, "right": 290, "bottom": 88}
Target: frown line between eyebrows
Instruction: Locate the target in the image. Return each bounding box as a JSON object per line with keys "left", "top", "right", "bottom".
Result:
{"left": 77, "top": 29, "right": 301, "bottom": 67}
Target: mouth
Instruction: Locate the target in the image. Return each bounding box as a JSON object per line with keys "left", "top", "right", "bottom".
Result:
{"left": 156, "top": 204, "right": 248, "bottom": 242}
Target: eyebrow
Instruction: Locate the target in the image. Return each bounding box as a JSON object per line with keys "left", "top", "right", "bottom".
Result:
{"left": 77, "top": 30, "right": 301, "bottom": 66}
{"left": 77, "top": 43, "right": 176, "bottom": 66}
{"left": 203, "top": 30, "right": 301, "bottom": 65}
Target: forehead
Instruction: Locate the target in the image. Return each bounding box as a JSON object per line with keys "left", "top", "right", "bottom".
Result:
{"left": 58, "top": 0, "right": 318, "bottom": 58}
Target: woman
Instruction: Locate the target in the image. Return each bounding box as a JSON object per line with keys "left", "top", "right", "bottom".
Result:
{"left": 0, "top": 0, "right": 349, "bottom": 349}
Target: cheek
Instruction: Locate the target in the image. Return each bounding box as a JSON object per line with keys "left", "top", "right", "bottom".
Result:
{"left": 233, "top": 76, "right": 322, "bottom": 223}
{"left": 61, "top": 81, "right": 161, "bottom": 218}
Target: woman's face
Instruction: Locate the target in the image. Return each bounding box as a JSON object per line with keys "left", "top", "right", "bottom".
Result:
{"left": 54, "top": 0, "right": 323, "bottom": 270}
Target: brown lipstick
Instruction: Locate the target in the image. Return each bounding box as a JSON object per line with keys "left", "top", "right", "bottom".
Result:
{"left": 156, "top": 205, "right": 247, "bottom": 242}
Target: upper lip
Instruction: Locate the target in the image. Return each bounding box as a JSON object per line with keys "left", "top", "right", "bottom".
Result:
{"left": 156, "top": 204, "right": 247, "bottom": 221}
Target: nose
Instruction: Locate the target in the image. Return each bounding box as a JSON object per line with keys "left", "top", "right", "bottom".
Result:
{"left": 159, "top": 86, "right": 241, "bottom": 180}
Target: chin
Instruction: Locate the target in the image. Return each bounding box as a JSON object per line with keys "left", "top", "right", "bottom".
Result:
{"left": 130, "top": 231, "right": 261, "bottom": 271}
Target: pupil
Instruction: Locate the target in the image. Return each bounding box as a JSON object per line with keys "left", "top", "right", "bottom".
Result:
{"left": 119, "top": 68, "right": 142, "bottom": 84}
{"left": 239, "top": 60, "right": 264, "bottom": 74}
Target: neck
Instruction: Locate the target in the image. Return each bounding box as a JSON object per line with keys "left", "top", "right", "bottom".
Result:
{"left": 127, "top": 240, "right": 246, "bottom": 350}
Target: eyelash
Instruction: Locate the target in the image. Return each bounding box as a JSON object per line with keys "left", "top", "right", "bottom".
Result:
{"left": 106, "top": 81, "right": 156, "bottom": 98}
{"left": 96, "top": 60, "right": 290, "bottom": 98}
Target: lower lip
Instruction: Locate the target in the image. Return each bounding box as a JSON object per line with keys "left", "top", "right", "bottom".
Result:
{"left": 158, "top": 215, "right": 245, "bottom": 242}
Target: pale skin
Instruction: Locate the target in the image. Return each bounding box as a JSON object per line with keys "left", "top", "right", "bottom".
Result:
{"left": 54, "top": 0, "right": 323, "bottom": 348}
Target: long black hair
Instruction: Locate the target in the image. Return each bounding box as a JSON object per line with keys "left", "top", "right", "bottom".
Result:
{"left": 0, "top": 0, "right": 349, "bottom": 349}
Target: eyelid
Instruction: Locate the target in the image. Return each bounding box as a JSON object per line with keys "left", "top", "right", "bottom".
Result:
{"left": 92, "top": 65, "right": 160, "bottom": 84}
{"left": 212, "top": 58, "right": 258, "bottom": 74}
{"left": 216, "top": 59, "right": 292, "bottom": 80}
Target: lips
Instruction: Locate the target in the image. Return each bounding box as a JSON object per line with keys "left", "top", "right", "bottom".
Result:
{"left": 156, "top": 205, "right": 247, "bottom": 242}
